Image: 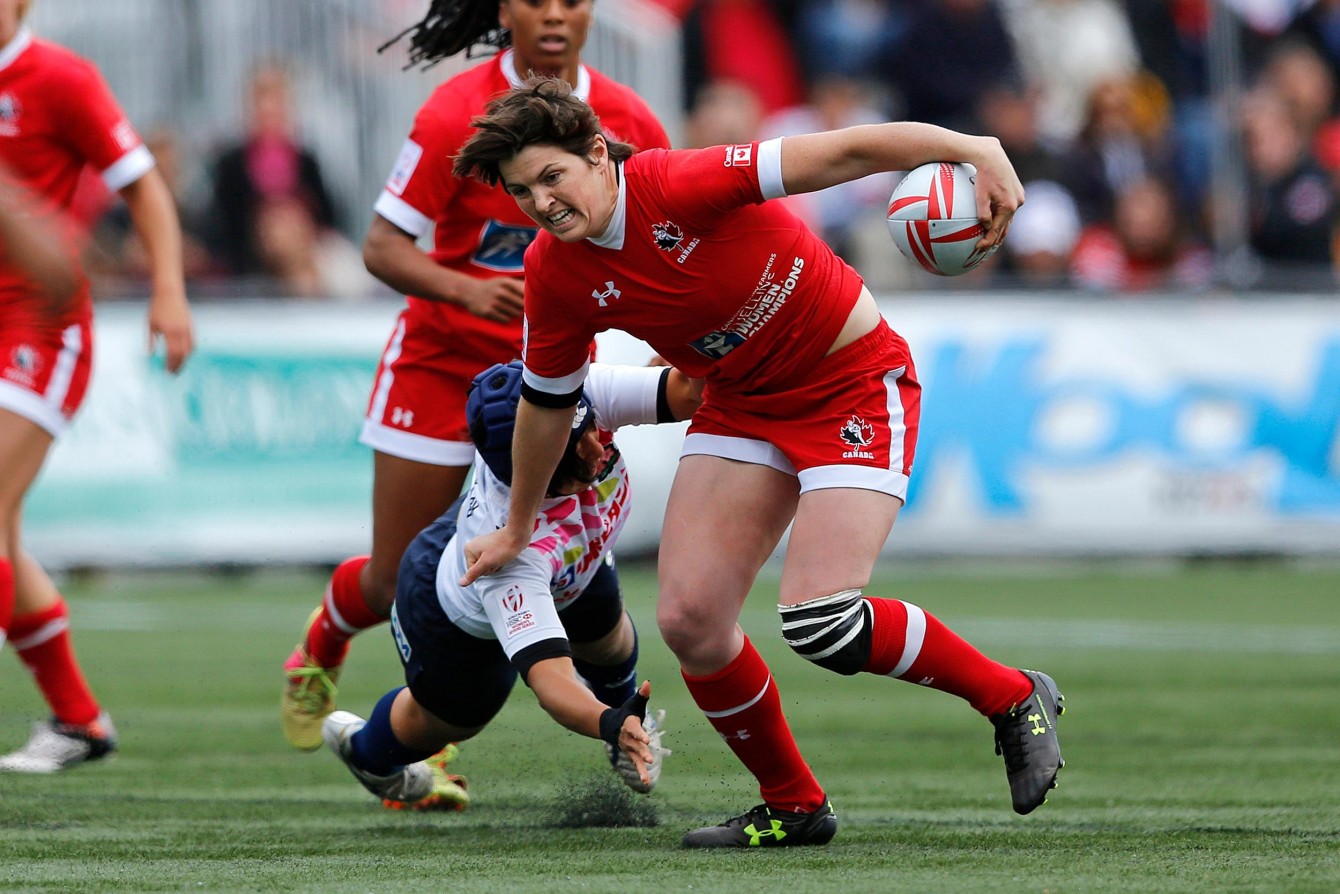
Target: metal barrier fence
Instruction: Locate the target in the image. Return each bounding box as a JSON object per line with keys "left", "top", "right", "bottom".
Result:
{"left": 29, "top": 0, "right": 682, "bottom": 236}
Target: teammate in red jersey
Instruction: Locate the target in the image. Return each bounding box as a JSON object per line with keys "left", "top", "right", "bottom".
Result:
{"left": 454, "top": 77, "right": 1068, "bottom": 847}
{"left": 280, "top": 0, "right": 669, "bottom": 755}
{"left": 0, "top": 0, "right": 194, "bottom": 773}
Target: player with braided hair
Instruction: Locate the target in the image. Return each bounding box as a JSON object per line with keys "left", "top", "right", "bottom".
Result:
{"left": 280, "top": 0, "right": 669, "bottom": 759}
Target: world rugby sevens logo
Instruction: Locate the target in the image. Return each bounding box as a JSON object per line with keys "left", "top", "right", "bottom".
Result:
{"left": 502, "top": 587, "right": 525, "bottom": 613}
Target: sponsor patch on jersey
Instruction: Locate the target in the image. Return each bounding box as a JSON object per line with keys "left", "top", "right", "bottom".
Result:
{"left": 473, "top": 219, "right": 538, "bottom": 272}
{"left": 387, "top": 138, "right": 424, "bottom": 196}
{"left": 688, "top": 329, "right": 747, "bottom": 360}
{"left": 724, "top": 144, "right": 753, "bottom": 167}
{"left": 502, "top": 585, "right": 536, "bottom": 638}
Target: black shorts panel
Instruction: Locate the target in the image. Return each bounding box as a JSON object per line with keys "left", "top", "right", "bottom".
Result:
{"left": 560, "top": 558, "right": 624, "bottom": 644}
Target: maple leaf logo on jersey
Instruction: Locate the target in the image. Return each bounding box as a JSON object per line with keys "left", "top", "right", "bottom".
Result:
{"left": 652, "top": 221, "right": 683, "bottom": 251}
{"left": 839, "top": 416, "right": 875, "bottom": 448}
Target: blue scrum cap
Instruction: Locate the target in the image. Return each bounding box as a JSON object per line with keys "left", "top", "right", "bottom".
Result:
{"left": 465, "top": 361, "right": 592, "bottom": 486}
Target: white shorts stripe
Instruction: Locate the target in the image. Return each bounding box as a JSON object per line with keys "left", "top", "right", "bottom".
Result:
{"left": 10, "top": 617, "right": 69, "bottom": 651}
{"left": 358, "top": 421, "right": 476, "bottom": 466}
{"left": 884, "top": 365, "right": 907, "bottom": 476}
{"left": 888, "top": 601, "right": 927, "bottom": 678}
{"left": 700, "top": 675, "right": 772, "bottom": 719}
{"left": 366, "top": 317, "right": 406, "bottom": 428}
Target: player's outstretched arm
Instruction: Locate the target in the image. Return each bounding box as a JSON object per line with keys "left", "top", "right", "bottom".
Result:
{"left": 527, "top": 661, "right": 654, "bottom": 787}
{"left": 778, "top": 122, "right": 1024, "bottom": 250}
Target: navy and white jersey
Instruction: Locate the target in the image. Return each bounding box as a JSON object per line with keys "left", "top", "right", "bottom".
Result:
{"left": 434, "top": 362, "right": 666, "bottom": 662}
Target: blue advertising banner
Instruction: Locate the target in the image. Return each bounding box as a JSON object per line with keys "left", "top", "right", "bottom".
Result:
{"left": 24, "top": 297, "right": 1340, "bottom": 568}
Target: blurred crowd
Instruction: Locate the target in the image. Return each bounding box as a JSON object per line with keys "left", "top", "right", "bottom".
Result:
{"left": 78, "top": 0, "right": 1340, "bottom": 298}
{"left": 660, "top": 0, "right": 1340, "bottom": 293}
{"left": 74, "top": 60, "right": 384, "bottom": 303}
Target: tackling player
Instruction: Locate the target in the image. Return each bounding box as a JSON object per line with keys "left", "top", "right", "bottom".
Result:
{"left": 0, "top": 0, "right": 194, "bottom": 772}
{"left": 323, "top": 360, "right": 698, "bottom": 807}
{"left": 280, "top": 0, "right": 671, "bottom": 755}
{"left": 454, "top": 77, "right": 1066, "bottom": 847}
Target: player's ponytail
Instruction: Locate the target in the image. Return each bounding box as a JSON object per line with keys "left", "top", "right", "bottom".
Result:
{"left": 379, "top": 0, "right": 509, "bottom": 69}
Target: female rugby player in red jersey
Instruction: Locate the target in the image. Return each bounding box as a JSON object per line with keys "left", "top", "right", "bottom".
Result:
{"left": 454, "top": 77, "right": 1067, "bottom": 847}
{"left": 0, "top": 0, "right": 193, "bottom": 772}
{"left": 280, "top": 1, "right": 669, "bottom": 763}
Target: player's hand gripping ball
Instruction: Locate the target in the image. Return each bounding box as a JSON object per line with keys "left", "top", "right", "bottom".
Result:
{"left": 886, "top": 162, "right": 995, "bottom": 276}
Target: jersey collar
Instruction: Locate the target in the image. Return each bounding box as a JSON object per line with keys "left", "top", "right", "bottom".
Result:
{"left": 588, "top": 161, "right": 626, "bottom": 250}
{"left": 498, "top": 49, "right": 591, "bottom": 102}
{"left": 0, "top": 27, "right": 33, "bottom": 73}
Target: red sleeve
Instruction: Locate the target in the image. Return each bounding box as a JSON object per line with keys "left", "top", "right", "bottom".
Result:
{"left": 388, "top": 91, "right": 472, "bottom": 219}
{"left": 520, "top": 241, "right": 597, "bottom": 385}
{"left": 58, "top": 59, "right": 143, "bottom": 174}
{"left": 653, "top": 144, "right": 767, "bottom": 230}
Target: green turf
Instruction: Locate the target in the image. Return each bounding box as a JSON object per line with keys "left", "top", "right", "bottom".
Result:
{"left": 1, "top": 561, "right": 1337, "bottom": 893}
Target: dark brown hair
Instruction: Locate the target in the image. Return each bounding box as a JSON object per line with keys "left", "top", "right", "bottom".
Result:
{"left": 453, "top": 76, "right": 635, "bottom": 187}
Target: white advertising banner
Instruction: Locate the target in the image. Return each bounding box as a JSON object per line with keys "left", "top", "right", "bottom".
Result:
{"left": 23, "top": 296, "right": 1340, "bottom": 568}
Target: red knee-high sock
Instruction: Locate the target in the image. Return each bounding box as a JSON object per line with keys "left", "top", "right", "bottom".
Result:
{"left": 681, "top": 636, "right": 827, "bottom": 813}
{"left": 10, "top": 596, "right": 100, "bottom": 726}
{"left": 304, "top": 556, "right": 381, "bottom": 668}
{"left": 0, "top": 557, "right": 13, "bottom": 642}
{"left": 864, "top": 596, "right": 1031, "bottom": 716}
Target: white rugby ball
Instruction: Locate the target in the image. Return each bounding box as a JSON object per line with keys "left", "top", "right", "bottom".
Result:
{"left": 886, "top": 162, "right": 992, "bottom": 276}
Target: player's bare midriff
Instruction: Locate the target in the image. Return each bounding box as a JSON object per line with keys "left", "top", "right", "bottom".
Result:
{"left": 825, "top": 285, "right": 881, "bottom": 357}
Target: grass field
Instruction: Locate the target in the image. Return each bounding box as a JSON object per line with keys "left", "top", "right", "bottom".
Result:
{"left": 1, "top": 560, "right": 1337, "bottom": 893}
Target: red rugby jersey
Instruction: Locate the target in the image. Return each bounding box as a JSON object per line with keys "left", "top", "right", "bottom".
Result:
{"left": 0, "top": 29, "right": 152, "bottom": 320}
{"left": 371, "top": 49, "right": 670, "bottom": 344}
{"left": 521, "top": 141, "right": 865, "bottom": 398}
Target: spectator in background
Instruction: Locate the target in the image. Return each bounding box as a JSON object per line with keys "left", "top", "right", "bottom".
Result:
{"left": 1240, "top": 87, "right": 1339, "bottom": 276}
{"left": 760, "top": 75, "right": 894, "bottom": 262}
{"left": 883, "top": 0, "right": 1021, "bottom": 132}
{"left": 251, "top": 195, "right": 381, "bottom": 302}
{"left": 1122, "top": 0, "right": 1216, "bottom": 215}
{"left": 1257, "top": 39, "right": 1340, "bottom": 175}
{"left": 995, "top": 179, "right": 1081, "bottom": 288}
{"left": 86, "top": 128, "right": 215, "bottom": 288}
{"left": 206, "top": 62, "right": 338, "bottom": 278}
{"left": 789, "top": 0, "right": 908, "bottom": 86}
{"left": 1062, "top": 74, "right": 1177, "bottom": 226}
{"left": 998, "top": 0, "right": 1140, "bottom": 147}
{"left": 680, "top": 0, "right": 806, "bottom": 118}
{"left": 684, "top": 79, "right": 764, "bottom": 149}
{"left": 1070, "top": 175, "right": 1213, "bottom": 292}
{"left": 974, "top": 82, "right": 1070, "bottom": 186}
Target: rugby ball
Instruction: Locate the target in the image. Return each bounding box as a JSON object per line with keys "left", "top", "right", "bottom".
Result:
{"left": 886, "top": 162, "right": 992, "bottom": 276}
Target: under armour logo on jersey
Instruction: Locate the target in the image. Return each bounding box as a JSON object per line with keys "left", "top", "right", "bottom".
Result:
{"left": 391, "top": 407, "right": 414, "bottom": 428}
{"left": 592, "top": 281, "right": 621, "bottom": 307}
